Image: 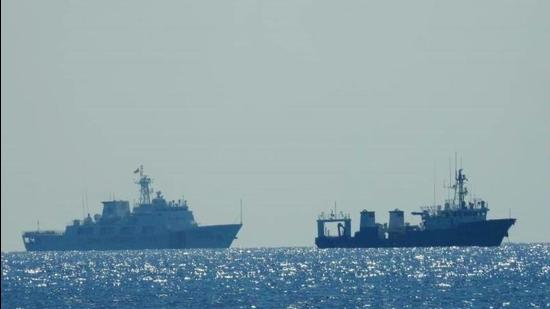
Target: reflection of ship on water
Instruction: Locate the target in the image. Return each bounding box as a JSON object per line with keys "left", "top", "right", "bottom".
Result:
{"left": 23, "top": 166, "right": 242, "bottom": 251}
{"left": 316, "top": 165, "right": 516, "bottom": 248}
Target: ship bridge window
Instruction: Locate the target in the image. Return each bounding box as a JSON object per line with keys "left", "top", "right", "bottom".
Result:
{"left": 77, "top": 228, "right": 94, "bottom": 235}
{"left": 142, "top": 226, "right": 154, "bottom": 234}
{"left": 120, "top": 226, "right": 135, "bottom": 234}
{"left": 100, "top": 227, "right": 114, "bottom": 235}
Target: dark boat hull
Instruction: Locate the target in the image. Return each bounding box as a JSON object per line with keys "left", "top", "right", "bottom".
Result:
{"left": 315, "top": 219, "right": 516, "bottom": 248}
{"left": 22, "top": 224, "right": 242, "bottom": 251}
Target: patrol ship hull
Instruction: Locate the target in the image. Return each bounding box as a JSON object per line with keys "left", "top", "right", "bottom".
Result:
{"left": 22, "top": 166, "right": 243, "bottom": 252}
{"left": 316, "top": 218, "right": 515, "bottom": 248}
{"left": 23, "top": 224, "right": 242, "bottom": 252}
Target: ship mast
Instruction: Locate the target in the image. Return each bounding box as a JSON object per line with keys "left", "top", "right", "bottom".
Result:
{"left": 450, "top": 154, "right": 468, "bottom": 209}
{"left": 457, "top": 169, "right": 468, "bottom": 208}
{"left": 136, "top": 165, "right": 152, "bottom": 205}
{"left": 453, "top": 153, "right": 458, "bottom": 205}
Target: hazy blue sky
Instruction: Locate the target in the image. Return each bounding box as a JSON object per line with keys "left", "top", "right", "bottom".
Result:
{"left": 2, "top": 0, "right": 549, "bottom": 251}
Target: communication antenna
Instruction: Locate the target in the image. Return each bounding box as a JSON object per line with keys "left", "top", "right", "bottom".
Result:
{"left": 448, "top": 157, "right": 452, "bottom": 201}
{"left": 85, "top": 189, "right": 89, "bottom": 214}
{"left": 454, "top": 152, "right": 458, "bottom": 180}
{"left": 37, "top": 220, "right": 40, "bottom": 232}
{"left": 240, "top": 198, "right": 243, "bottom": 225}
{"left": 433, "top": 161, "right": 437, "bottom": 207}
{"left": 81, "top": 194, "right": 85, "bottom": 219}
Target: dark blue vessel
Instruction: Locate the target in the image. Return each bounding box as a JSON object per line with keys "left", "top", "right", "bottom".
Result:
{"left": 22, "top": 166, "right": 242, "bottom": 251}
{"left": 316, "top": 167, "right": 516, "bottom": 248}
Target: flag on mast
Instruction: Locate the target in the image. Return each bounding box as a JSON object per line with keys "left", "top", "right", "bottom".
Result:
{"left": 134, "top": 167, "right": 140, "bottom": 174}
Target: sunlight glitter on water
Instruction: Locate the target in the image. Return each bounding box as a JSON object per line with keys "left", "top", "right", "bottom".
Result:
{"left": 1, "top": 244, "right": 549, "bottom": 308}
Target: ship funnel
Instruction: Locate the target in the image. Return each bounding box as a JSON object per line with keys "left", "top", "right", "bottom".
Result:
{"left": 360, "top": 210, "right": 376, "bottom": 230}
{"left": 388, "top": 209, "right": 404, "bottom": 232}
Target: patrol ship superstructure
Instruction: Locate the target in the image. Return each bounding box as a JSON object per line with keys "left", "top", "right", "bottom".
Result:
{"left": 23, "top": 166, "right": 242, "bottom": 251}
{"left": 315, "top": 167, "right": 516, "bottom": 248}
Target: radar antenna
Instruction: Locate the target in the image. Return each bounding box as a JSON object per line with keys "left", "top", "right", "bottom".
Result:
{"left": 135, "top": 165, "right": 152, "bottom": 205}
{"left": 456, "top": 168, "right": 468, "bottom": 208}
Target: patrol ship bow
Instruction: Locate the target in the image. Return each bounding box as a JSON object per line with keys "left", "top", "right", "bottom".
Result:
{"left": 315, "top": 166, "right": 516, "bottom": 248}
{"left": 23, "top": 166, "right": 242, "bottom": 251}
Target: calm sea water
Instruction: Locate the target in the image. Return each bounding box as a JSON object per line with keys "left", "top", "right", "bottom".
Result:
{"left": 2, "top": 244, "right": 549, "bottom": 308}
